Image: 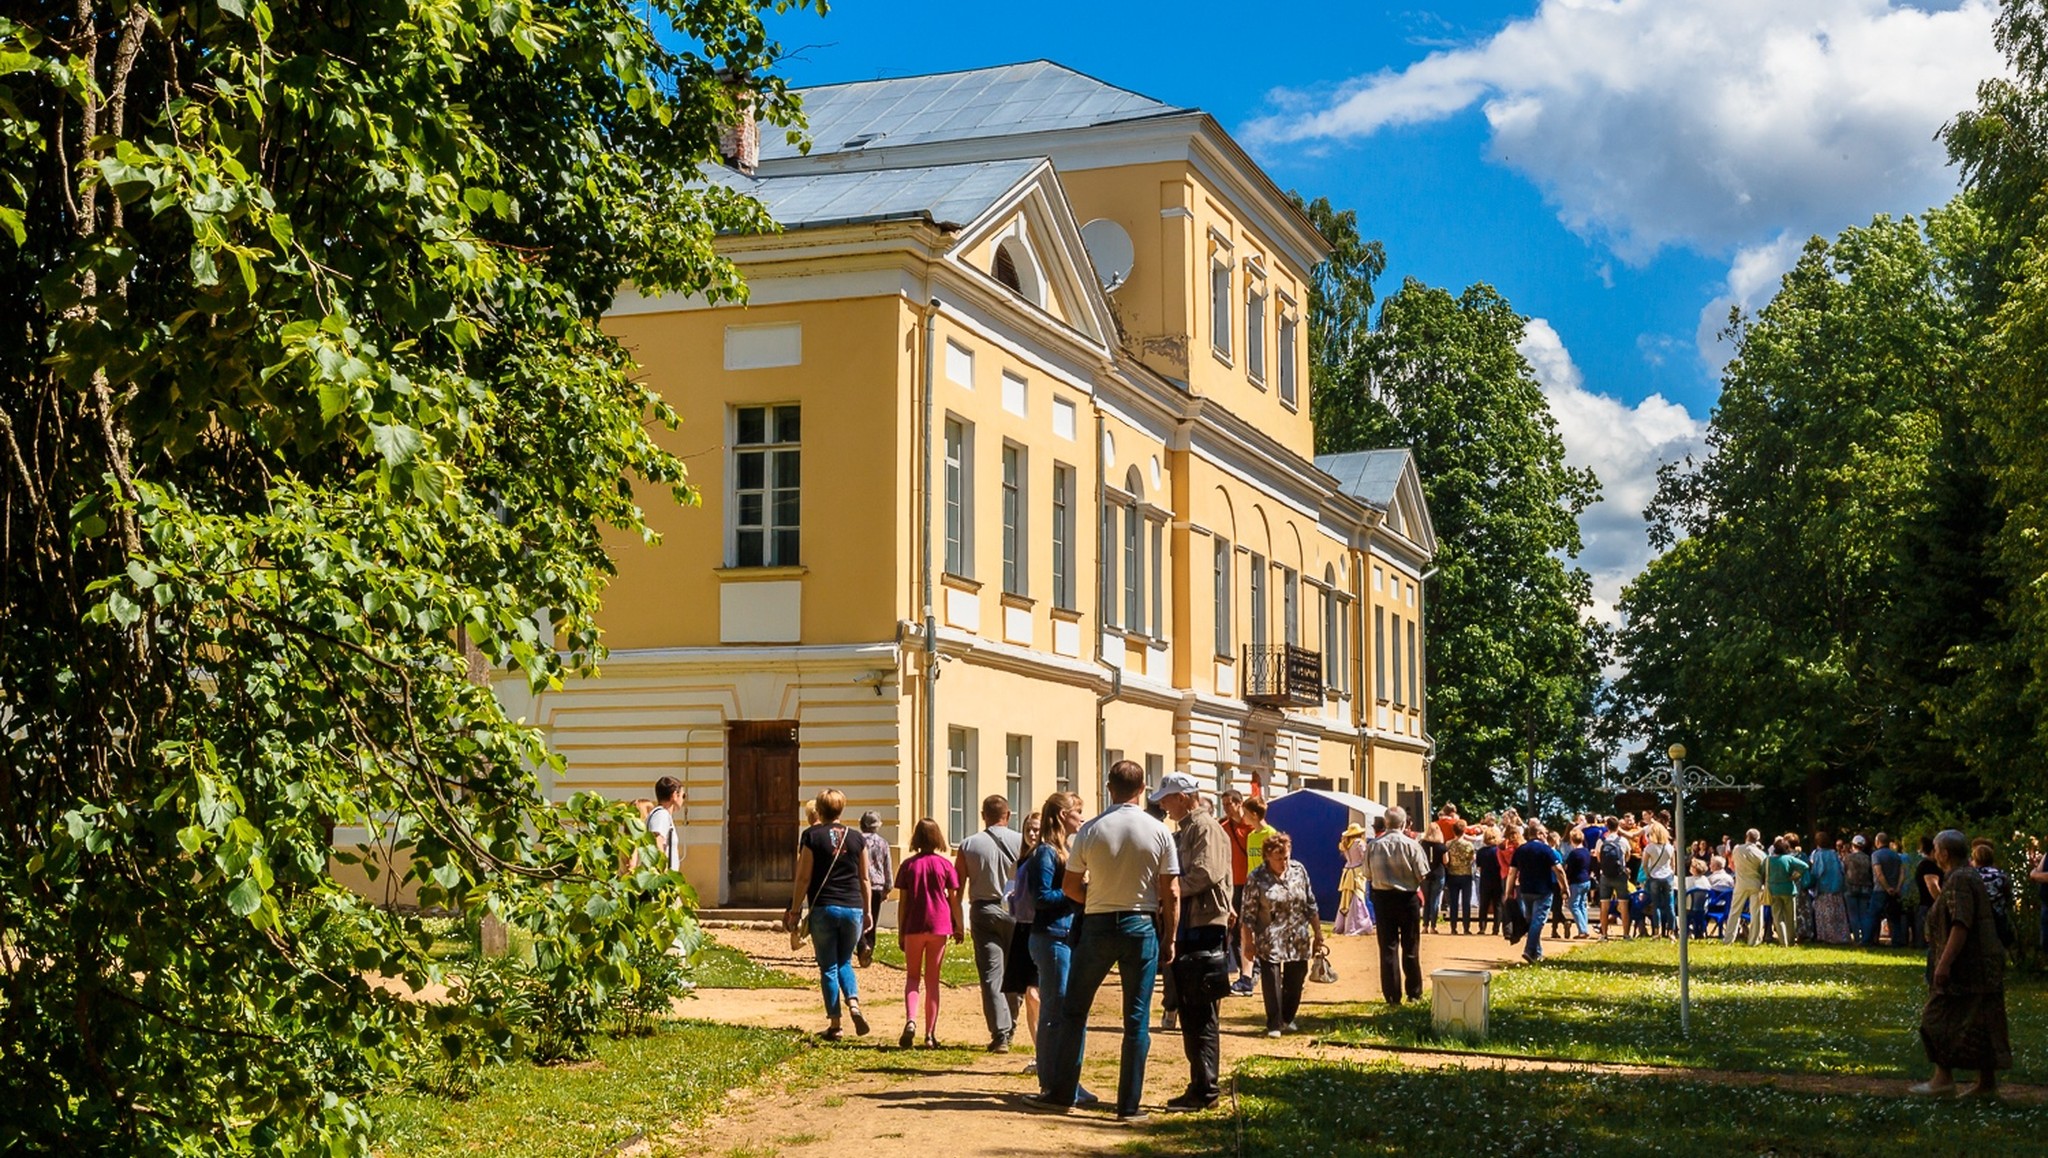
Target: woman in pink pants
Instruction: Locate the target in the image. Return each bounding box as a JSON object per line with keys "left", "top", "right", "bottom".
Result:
{"left": 894, "top": 818, "right": 964, "bottom": 1048}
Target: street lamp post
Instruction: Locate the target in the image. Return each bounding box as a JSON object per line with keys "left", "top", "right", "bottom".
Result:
{"left": 1607, "top": 743, "right": 1760, "bottom": 1037}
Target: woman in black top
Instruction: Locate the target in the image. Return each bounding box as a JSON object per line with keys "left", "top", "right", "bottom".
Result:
{"left": 784, "top": 789, "right": 875, "bottom": 1040}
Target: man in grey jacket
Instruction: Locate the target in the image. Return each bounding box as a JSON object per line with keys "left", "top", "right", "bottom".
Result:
{"left": 1154, "top": 773, "right": 1231, "bottom": 1111}
{"left": 956, "top": 795, "right": 1023, "bottom": 1051}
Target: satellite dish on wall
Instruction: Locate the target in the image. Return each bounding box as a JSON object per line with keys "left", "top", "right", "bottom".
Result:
{"left": 1080, "top": 219, "right": 1134, "bottom": 292}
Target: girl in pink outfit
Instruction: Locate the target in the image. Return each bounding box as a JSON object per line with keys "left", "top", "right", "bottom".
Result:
{"left": 894, "top": 818, "right": 965, "bottom": 1048}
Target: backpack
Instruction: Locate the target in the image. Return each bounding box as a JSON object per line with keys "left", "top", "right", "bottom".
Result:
{"left": 1599, "top": 836, "right": 1628, "bottom": 876}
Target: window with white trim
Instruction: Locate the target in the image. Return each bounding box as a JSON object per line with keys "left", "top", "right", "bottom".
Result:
{"left": 1056, "top": 740, "right": 1078, "bottom": 793}
{"left": 1278, "top": 305, "right": 1299, "bottom": 408}
{"left": 1100, "top": 502, "right": 1119, "bottom": 628}
{"left": 947, "top": 726, "right": 975, "bottom": 845}
{"left": 1375, "top": 605, "right": 1387, "bottom": 701}
{"left": 731, "top": 404, "right": 800, "bottom": 567}
{"left": 1213, "top": 537, "right": 1232, "bottom": 657}
{"left": 944, "top": 418, "right": 972, "bottom": 576}
{"left": 1391, "top": 612, "right": 1405, "bottom": 707}
{"left": 1246, "top": 275, "right": 1268, "bottom": 385}
{"left": 1407, "top": 617, "right": 1419, "bottom": 708}
{"left": 1051, "top": 464, "right": 1076, "bottom": 611}
{"left": 1001, "top": 443, "right": 1026, "bottom": 596}
{"left": 1210, "top": 246, "right": 1232, "bottom": 359}
{"left": 1283, "top": 568, "right": 1299, "bottom": 647}
{"left": 1250, "top": 554, "right": 1267, "bottom": 652}
{"left": 1149, "top": 520, "right": 1164, "bottom": 639}
{"left": 1005, "top": 734, "right": 1029, "bottom": 823}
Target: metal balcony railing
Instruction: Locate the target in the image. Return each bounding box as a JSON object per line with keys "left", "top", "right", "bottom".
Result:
{"left": 1241, "top": 643, "right": 1324, "bottom": 708}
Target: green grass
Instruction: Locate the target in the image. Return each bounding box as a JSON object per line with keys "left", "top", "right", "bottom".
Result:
{"left": 688, "top": 938, "right": 809, "bottom": 990}
{"left": 1306, "top": 940, "right": 2048, "bottom": 1084}
{"left": 868, "top": 930, "right": 982, "bottom": 988}
{"left": 372, "top": 1020, "right": 805, "bottom": 1158}
{"left": 1123, "top": 1057, "right": 2048, "bottom": 1157}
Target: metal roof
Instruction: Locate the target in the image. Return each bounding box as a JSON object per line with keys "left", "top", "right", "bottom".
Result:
{"left": 762, "top": 61, "right": 1187, "bottom": 161}
{"left": 1315, "top": 449, "right": 1413, "bottom": 509}
{"left": 707, "top": 158, "right": 1042, "bottom": 231}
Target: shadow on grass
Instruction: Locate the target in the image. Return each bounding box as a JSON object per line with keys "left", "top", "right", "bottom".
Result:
{"left": 1122, "top": 1057, "right": 2048, "bottom": 1158}
{"left": 1305, "top": 941, "right": 2048, "bottom": 1085}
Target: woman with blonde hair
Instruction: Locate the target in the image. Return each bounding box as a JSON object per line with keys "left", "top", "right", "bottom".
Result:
{"left": 893, "top": 817, "right": 963, "bottom": 1048}
{"left": 1642, "top": 822, "right": 1678, "bottom": 939}
{"left": 785, "top": 789, "right": 875, "bottom": 1040}
{"left": 1022, "top": 792, "right": 1097, "bottom": 1105}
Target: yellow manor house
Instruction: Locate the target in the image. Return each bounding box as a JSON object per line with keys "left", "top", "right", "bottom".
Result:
{"left": 504, "top": 62, "right": 1438, "bottom": 907}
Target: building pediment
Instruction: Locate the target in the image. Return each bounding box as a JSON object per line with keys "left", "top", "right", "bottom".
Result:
{"left": 943, "top": 163, "right": 1119, "bottom": 353}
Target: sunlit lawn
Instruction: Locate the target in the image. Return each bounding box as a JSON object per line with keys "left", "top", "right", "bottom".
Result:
{"left": 1305, "top": 940, "right": 2048, "bottom": 1085}
{"left": 1125, "top": 1056, "right": 2048, "bottom": 1158}
{"left": 372, "top": 1021, "right": 806, "bottom": 1158}
{"left": 689, "top": 938, "right": 810, "bottom": 990}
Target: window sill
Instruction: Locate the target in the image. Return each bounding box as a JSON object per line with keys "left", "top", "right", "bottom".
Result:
{"left": 940, "top": 572, "right": 982, "bottom": 594}
{"left": 1050, "top": 605, "right": 1083, "bottom": 622}
{"left": 714, "top": 565, "right": 808, "bottom": 581}
{"left": 999, "top": 592, "right": 1035, "bottom": 611}
{"left": 1211, "top": 349, "right": 1234, "bottom": 369}
{"left": 1279, "top": 395, "right": 1299, "bottom": 413}
{"left": 1213, "top": 652, "right": 1235, "bottom": 665}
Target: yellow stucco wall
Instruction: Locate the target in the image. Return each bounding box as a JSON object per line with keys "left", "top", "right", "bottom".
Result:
{"left": 600, "top": 297, "right": 909, "bottom": 648}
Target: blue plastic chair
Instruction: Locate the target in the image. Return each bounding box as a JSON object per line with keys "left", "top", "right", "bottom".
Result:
{"left": 1686, "top": 889, "right": 1712, "bottom": 938}
{"left": 1704, "top": 888, "right": 1733, "bottom": 936}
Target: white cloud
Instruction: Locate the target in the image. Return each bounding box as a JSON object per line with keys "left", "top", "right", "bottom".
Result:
{"left": 1518, "top": 319, "right": 1708, "bottom": 625}
{"left": 1697, "top": 232, "right": 1809, "bottom": 366}
{"left": 1249, "top": 0, "right": 2002, "bottom": 263}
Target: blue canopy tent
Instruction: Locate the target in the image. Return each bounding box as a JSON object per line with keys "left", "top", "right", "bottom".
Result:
{"left": 1263, "top": 789, "right": 1389, "bottom": 920}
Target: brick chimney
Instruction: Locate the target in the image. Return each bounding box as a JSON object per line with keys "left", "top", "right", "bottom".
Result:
{"left": 718, "top": 84, "right": 759, "bottom": 176}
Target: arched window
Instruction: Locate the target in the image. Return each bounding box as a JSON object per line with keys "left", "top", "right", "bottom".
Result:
{"left": 992, "top": 236, "right": 1045, "bottom": 306}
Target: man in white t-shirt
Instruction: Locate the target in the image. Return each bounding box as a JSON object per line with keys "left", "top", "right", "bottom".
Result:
{"left": 1032, "top": 760, "right": 1179, "bottom": 1122}
{"left": 645, "top": 776, "right": 682, "bottom": 872}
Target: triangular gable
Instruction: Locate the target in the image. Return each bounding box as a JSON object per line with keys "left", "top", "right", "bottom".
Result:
{"left": 1382, "top": 453, "right": 1437, "bottom": 557}
{"left": 944, "top": 162, "right": 1118, "bottom": 352}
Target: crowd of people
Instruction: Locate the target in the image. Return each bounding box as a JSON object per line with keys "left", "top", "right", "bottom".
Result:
{"left": 743, "top": 780, "right": 2045, "bottom": 1115}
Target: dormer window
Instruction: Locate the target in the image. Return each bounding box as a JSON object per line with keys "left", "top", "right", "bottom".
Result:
{"left": 991, "top": 233, "right": 1045, "bottom": 307}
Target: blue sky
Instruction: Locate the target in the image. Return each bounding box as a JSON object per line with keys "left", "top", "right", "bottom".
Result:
{"left": 758, "top": 0, "right": 2003, "bottom": 614}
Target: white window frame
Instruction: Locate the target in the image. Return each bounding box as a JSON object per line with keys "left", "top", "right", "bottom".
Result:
{"left": 1375, "top": 604, "right": 1388, "bottom": 702}
{"left": 1100, "top": 502, "right": 1120, "bottom": 628}
{"left": 729, "top": 403, "right": 801, "bottom": 567}
{"left": 1277, "top": 299, "right": 1299, "bottom": 409}
{"left": 1001, "top": 442, "right": 1027, "bottom": 596}
{"left": 1249, "top": 554, "right": 1267, "bottom": 653}
{"left": 1056, "top": 740, "right": 1078, "bottom": 793}
{"left": 1149, "top": 518, "right": 1165, "bottom": 639}
{"left": 1051, "top": 463, "right": 1076, "bottom": 611}
{"left": 1209, "top": 235, "right": 1233, "bottom": 362}
{"left": 1213, "top": 536, "right": 1232, "bottom": 658}
{"left": 1246, "top": 267, "right": 1268, "bottom": 386}
{"left": 1005, "top": 734, "right": 1030, "bottom": 823}
{"left": 1283, "top": 568, "right": 1299, "bottom": 647}
{"left": 947, "top": 726, "right": 976, "bottom": 845}
{"left": 1391, "top": 612, "right": 1405, "bottom": 708}
{"left": 944, "top": 417, "right": 973, "bottom": 577}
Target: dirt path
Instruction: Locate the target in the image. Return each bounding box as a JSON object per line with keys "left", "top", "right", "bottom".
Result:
{"left": 666, "top": 925, "right": 1582, "bottom": 1156}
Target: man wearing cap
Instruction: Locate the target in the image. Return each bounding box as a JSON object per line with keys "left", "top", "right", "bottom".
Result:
{"left": 1366, "top": 806, "right": 1430, "bottom": 1004}
{"left": 1153, "top": 772, "right": 1231, "bottom": 1112}
{"left": 858, "top": 810, "right": 892, "bottom": 968}
{"left": 1844, "top": 834, "right": 1874, "bottom": 946}
{"left": 1034, "top": 760, "right": 1179, "bottom": 1122}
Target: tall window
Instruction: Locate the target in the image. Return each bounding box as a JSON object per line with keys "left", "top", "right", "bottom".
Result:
{"left": 1278, "top": 310, "right": 1299, "bottom": 407}
{"left": 1001, "top": 444, "right": 1025, "bottom": 595}
{"left": 1391, "top": 612, "right": 1405, "bottom": 707}
{"left": 1056, "top": 740, "right": 1078, "bottom": 793}
{"left": 1149, "top": 520, "right": 1164, "bottom": 638}
{"left": 1213, "top": 538, "right": 1232, "bottom": 657}
{"left": 1322, "top": 588, "right": 1338, "bottom": 689}
{"left": 1100, "top": 504, "right": 1119, "bottom": 627}
{"left": 947, "top": 727, "right": 974, "bottom": 845}
{"left": 1283, "top": 569, "right": 1299, "bottom": 646}
{"left": 1375, "top": 605, "right": 1387, "bottom": 701}
{"left": 1407, "top": 618, "right": 1420, "bottom": 709}
{"left": 1145, "top": 754, "right": 1164, "bottom": 791}
{"left": 1250, "top": 555, "right": 1267, "bottom": 652}
{"left": 1246, "top": 281, "right": 1268, "bottom": 384}
{"left": 1210, "top": 255, "right": 1232, "bottom": 358}
{"left": 1051, "top": 465, "right": 1076, "bottom": 610}
{"left": 944, "top": 418, "right": 971, "bottom": 576}
{"left": 1123, "top": 497, "right": 1143, "bottom": 632}
{"left": 1005, "top": 735, "right": 1029, "bottom": 821}
{"left": 732, "top": 404, "right": 800, "bottom": 566}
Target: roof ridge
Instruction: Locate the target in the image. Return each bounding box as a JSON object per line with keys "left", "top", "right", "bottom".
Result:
{"left": 791, "top": 59, "right": 1186, "bottom": 113}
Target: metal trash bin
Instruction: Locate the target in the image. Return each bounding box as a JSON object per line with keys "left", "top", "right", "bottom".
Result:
{"left": 1430, "top": 968, "right": 1490, "bottom": 1040}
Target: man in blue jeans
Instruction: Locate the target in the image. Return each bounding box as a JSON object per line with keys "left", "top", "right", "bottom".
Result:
{"left": 1505, "top": 821, "right": 1567, "bottom": 962}
{"left": 1032, "top": 760, "right": 1180, "bottom": 1123}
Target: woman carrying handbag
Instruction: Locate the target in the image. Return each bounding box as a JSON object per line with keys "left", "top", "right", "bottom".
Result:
{"left": 786, "top": 789, "right": 874, "bottom": 1041}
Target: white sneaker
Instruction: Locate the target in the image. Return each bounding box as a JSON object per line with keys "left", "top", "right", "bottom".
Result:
{"left": 1264, "top": 1029, "right": 1282, "bottom": 1038}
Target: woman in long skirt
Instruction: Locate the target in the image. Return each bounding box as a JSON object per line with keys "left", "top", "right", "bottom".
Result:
{"left": 1333, "top": 825, "right": 1374, "bottom": 935}
{"left": 1913, "top": 829, "right": 2011, "bottom": 1098}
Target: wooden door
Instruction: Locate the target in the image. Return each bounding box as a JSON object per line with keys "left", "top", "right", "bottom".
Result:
{"left": 726, "top": 720, "right": 800, "bottom": 906}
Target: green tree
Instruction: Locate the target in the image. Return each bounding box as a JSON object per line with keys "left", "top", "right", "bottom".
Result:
{"left": 1300, "top": 201, "right": 1601, "bottom": 812}
{"left": 0, "top": 0, "right": 808, "bottom": 1151}
{"left": 1946, "top": 0, "right": 2048, "bottom": 809}
{"left": 1609, "top": 209, "right": 1994, "bottom": 831}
